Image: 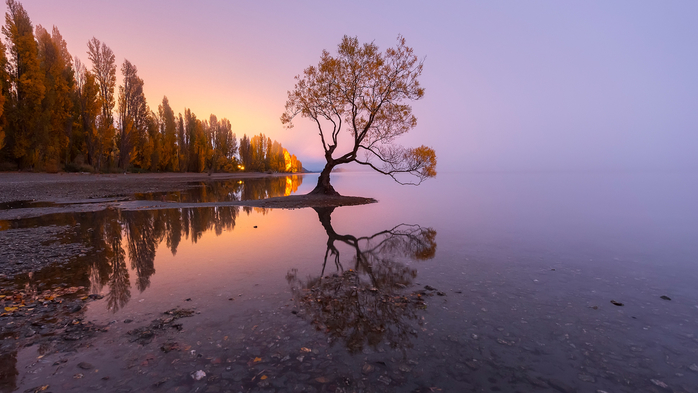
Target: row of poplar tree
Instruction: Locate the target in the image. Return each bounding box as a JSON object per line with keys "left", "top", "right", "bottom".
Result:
{"left": 0, "top": 0, "right": 303, "bottom": 173}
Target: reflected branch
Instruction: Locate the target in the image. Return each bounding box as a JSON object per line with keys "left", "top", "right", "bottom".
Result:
{"left": 288, "top": 207, "right": 437, "bottom": 353}
{"left": 105, "top": 217, "right": 129, "bottom": 312}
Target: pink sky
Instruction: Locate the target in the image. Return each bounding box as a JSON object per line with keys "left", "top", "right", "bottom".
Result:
{"left": 8, "top": 1, "right": 698, "bottom": 171}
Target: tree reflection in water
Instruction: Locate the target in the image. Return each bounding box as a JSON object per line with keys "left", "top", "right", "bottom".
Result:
{"left": 1, "top": 175, "right": 304, "bottom": 313}
{"left": 133, "top": 175, "right": 303, "bottom": 217}
{"left": 287, "top": 207, "right": 437, "bottom": 353}
{"left": 94, "top": 206, "right": 242, "bottom": 312}
{"left": 87, "top": 175, "right": 301, "bottom": 311}
{"left": 0, "top": 176, "right": 308, "bottom": 392}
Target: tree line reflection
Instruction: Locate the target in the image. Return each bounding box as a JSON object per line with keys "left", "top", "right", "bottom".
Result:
{"left": 287, "top": 207, "right": 437, "bottom": 353}
{"left": 0, "top": 177, "right": 439, "bottom": 391}
{"left": 2, "top": 176, "right": 303, "bottom": 313}
{"left": 4, "top": 173, "right": 438, "bottom": 353}
{"left": 73, "top": 206, "right": 243, "bottom": 312}
{"left": 134, "top": 175, "right": 302, "bottom": 213}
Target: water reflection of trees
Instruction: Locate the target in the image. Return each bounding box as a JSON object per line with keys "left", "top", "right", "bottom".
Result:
{"left": 134, "top": 175, "right": 303, "bottom": 205}
{"left": 132, "top": 175, "right": 303, "bottom": 218}
{"left": 5, "top": 176, "right": 304, "bottom": 313}
{"left": 86, "top": 206, "right": 241, "bottom": 312}
{"left": 287, "top": 207, "right": 437, "bottom": 353}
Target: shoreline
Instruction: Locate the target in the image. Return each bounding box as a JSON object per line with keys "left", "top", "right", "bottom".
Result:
{"left": 0, "top": 172, "right": 376, "bottom": 221}
{"left": 0, "top": 171, "right": 375, "bottom": 279}
{"left": 0, "top": 171, "right": 303, "bottom": 204}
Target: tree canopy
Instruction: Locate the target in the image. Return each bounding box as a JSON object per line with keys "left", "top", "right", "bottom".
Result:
{"left": 282, "top": 35, "right": 436, "bottom": 195}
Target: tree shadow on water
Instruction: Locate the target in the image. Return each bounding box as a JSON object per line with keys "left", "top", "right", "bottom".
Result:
{"left": 287, "top": 207, "right": 437, "bottom": 354}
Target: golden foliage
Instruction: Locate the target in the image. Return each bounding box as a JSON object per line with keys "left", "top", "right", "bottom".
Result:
{"left": 3, "top": 0, "right": 46, "bottom": 165}
{"left": 407, "top": 145, "right": 437, "bottom": 179}
{"left": 282, "top": 35, "right": 435, "bottom": 192}
{"left": 0, "top": 1, "right": 304, "bottom": 173}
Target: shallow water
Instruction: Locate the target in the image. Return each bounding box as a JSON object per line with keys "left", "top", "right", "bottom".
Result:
{"left": 2, "top": 171, "right": 698, "bottom": 392}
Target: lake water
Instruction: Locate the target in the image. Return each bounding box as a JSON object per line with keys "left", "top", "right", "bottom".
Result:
{"left": 2, "top": 171, "right": 698, "bottom": 392}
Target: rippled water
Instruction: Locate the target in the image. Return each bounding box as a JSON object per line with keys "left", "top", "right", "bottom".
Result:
{"left": 2, "top": 171, "right": 698, "bottom": 392}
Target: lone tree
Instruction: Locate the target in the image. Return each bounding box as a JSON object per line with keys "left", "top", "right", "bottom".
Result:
{"left": 282, "top": 35, "right": 437, "bottom": 195}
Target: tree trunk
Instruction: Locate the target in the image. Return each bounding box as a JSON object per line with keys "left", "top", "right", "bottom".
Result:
{"left": 314, "top": 206, "right": 337, "bottom": 235}
{"left": 310, "top": 161, "right": 340, "bottom": 195}
{"left": 208, "top": 151, "right": 216, "bottom": 176}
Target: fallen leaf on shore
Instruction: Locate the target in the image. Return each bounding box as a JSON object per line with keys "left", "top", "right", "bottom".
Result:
{"left": 25, "top": 385, "right": 49, "bottom": 393}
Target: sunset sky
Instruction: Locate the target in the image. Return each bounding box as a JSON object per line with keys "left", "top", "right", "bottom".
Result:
{"left": 12, "top": 1, "right": 698, "bottom": 171}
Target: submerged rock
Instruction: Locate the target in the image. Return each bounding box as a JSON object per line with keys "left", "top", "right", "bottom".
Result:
{"left": 128, "top": 308, "right": 195, "bottom": 344}
{"left": 77, "top": 362, "right": 93, "bottom": 370}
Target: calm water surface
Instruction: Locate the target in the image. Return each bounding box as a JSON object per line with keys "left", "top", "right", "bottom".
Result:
{"left": 3, "top": 171, "right": 698, "bottom": 392}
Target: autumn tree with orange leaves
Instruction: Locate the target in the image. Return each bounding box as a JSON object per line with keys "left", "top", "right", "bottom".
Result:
{"left": 0, "top": 0, "right": 303, "bottom": 174}
{"left": 3, "top": 0, "right": 45, "bottom": 168}
{"left": 282, "top": 35, "right": 436, "bottom": 195}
